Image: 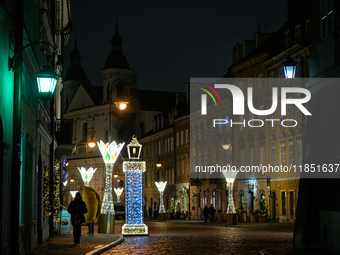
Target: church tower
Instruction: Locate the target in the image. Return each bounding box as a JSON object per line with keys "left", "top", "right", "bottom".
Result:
{"left": 62, "top": 36, "right": 90, "bottom": 114}
{"left": 102, "top": 17, "right": 139, "bottom": 143}
{"left": 102, "top": 17, "right": 137, "bottom": 104}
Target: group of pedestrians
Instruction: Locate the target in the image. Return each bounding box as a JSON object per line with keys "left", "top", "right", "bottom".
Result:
{"left": 203, "top": 204, "right": 216, "bottom": 223}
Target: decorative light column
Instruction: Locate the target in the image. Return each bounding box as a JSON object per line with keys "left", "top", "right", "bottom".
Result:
{"left": 70, "top": 191, "right": 77, "bottom": 200}
{"left": 223, "top": 170, "right": 238, "bottom": 225}
{"left": 122, "top": 136, "right": 148, "bottom": 236}
{"left": 78, "top": 167, "right": 97, "bottom": 186}
{"left": 155, "top": 181, "right": 167, "bottom": 221}
{"left": 97, "top": 140, "right": 125, "bottom": 234}
{"left": 114, "top": 187, "right": 124, "bottom": 203}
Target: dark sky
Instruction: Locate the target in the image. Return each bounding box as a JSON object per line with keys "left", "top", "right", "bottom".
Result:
{"left": 64, "top": 0, "right": 286, "bottom": 92}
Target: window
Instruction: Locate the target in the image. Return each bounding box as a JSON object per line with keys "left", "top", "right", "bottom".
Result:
{"left": 321, "top": 0, "right": 333, "bottom": 39}
{"left": 203, "top": 122, "right": 207, "bottom": 138}
{"left": 168, "top": 138, "right": 171, "bottom": 152}
{"left": 259, "top": 105, "right": 264, "bottom": 121}
{"left": 297, "top": 140, "right": 302, "bottom": 166}
{"left": 249, "top": 148, "right": 254, "bottom": 166}
{"left": 258, "top": 74, "right": 264, "bottom": 89}
{"left": 270, "top": 112, "right": 276, "bottom": 128}
{"left": 185, "top": 129, "right": 189, "bottom": 144}
{"left": 159, "top": 141, "right": 161, "bottom": 155}
{"left": 165, "top": 140, "right": 168, "bottom": 153}
{"left": 212, "top": 150, "right": 216, "bottom": 164}
{"left": 285, "top": 30, "right": 290, "bottom": 48}
{"left": 281, "top": 143, "right": 286, "bottom": 166}
{"left": 279, "top": 67, "right": 285, "bottom": 84}
{"left": 181, "top": 130, "right": 184, "bottom": 145}
{"left": 151, "top": 144, "right": 154, "bottom": 157}
{"left": 186, "top": 155, "right": 189, "bottom": 175}
{"left": 288, "top": 143, "right": 294, "bottom": 166}
{"left": 249, "top": 112, "right": 253, "bottom": 129}
{"left": 239, "top": 115, "right": 245, "bottom": 132}
{"left": 288, "top": 105, "right": 293, "bottom": 119}
{"left": 295, "top": 24, "right": 301, "bottom": 41}
{"left": 270, "top": 72, "right": 275, "bottom": 88}
{"left": 282, "top": 191, "right": 287, "bottom": 215}
{"left": 271, "top": 146, "right": 276, "bottom": 166}
{"left": 171, "top": 137, "right": 174, "bottom": 151}
{"left": 176, "top": 132, "right": 179, "bottom": 147}
{"left": 240, "top": 150, "right": 245, "bottom": 166}
{"left": 177, "top": 160, "right": 180, "bottom": 176}
{"left": 82, "top": 122, "right": 88, "bottom": 142}
{"left": 239, "top": 82, "right": 243, "bottom": 91}
{"left": 260, "top": 147, "right": 265, "bottom": 165}
{"left": 290, "top": 191, "right": 295, "bottom": 215}
{"left": 296, "top": 59, "right": 301, "bottom": 78}
{"left": 296, "top": 106, "right": 302, "bottom": 119}
{"left": 155, "top": 143, "right": 158, "bottom": 156}
{"left": 248, "top": 78, "right": 253, "bottom": 87}
{"left": 181, "top": 158, "right": 185, "bottom": 175}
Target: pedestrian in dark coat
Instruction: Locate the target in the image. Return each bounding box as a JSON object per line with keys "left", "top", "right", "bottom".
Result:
{"left": 68, "top": 192, "right": 88, "bottom": 244}
{"left": 209, "top": 204, "right": 216, "bottom": 223}
{"left": 203, "top": 205, "right": 209, "bottom": 223}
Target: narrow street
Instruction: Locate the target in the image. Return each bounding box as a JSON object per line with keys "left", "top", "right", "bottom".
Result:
{"left": 105, "top": 220, "right": 293, "bottom": 255}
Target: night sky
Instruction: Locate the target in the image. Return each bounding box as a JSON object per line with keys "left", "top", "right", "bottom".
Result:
{"left": 64, "top": 0, "right": 286, "bottom": 92}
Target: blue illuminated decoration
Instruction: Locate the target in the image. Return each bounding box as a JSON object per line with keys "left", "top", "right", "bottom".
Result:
{"left": 122, "top": 161, "right": 148, "bottom": 235}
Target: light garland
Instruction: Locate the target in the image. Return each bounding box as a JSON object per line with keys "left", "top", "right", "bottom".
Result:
{"left": 223, "top": 170, "right": 238, "bottom": 214}
{"left": 114, "top": 187, "right": 124, "bottom": 203}
{"left": 122, "top": 161, "right": 148, "bottom": 235}
{"left": 155, "top": 181, "right": 167, "bottom": 213}
{"left": 78, "top": 167, "right": 97, "bottom": 186}
{"left": 97, "top": 140, "right": 125, "bottom": 215}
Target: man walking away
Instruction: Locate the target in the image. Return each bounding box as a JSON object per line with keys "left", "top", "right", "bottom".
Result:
{"left": 68, "top": 192, "right": 88, "bottom": 244}
{"left": 203, "top": 205, "right": 209, "bottom": 223}
{"left": 209, "top": 204, "right": 216, "bottom": 223}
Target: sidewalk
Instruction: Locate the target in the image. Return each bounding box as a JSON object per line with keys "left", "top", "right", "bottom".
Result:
{"left": 27, "top": 225, "right": 124, "bottom": 255}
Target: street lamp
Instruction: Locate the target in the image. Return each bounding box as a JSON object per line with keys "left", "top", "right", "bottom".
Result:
{"left": 114, "top": 187, "right": 124, "bottom": 203}
{"left": 282, "top": 56, "right": 297, "bottom": 81}
{"left": 35, "top": 65, "right": 59, "bottom": 100}
{"left": 155, "top": 181, "right": 167, "bottom": 222}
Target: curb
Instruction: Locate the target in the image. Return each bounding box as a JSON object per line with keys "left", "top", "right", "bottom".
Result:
{"left": 85, "top": 235, "right": 125, "bottom": 255}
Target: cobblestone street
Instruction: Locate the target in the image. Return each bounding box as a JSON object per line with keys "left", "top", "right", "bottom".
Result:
{"left": 104, "top": 220, "right": 293, "bottom": 255}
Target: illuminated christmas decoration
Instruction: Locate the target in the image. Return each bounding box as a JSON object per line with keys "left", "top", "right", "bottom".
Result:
{"left": 78, "top": 167, "right": 97, "bottom": 186}
{"left": 155, "top": 181, "right": 167, "bottom": 213}
{"left": 70, "top": 191, "right": 78, "bottom": 199}
{"left": 223, "top": 170, "right": 238, "bottom": 214}
{"left": 122, "top": 137, "right": 148, "bottom": 236}
{"left": 97, "top": 140, "right": 124, "bottom": 214}
{"left": 63, "top": 180, "right": 68, "bottom": 187}
{"left": 114, "top": 187, "right": 124, "bottom": 203}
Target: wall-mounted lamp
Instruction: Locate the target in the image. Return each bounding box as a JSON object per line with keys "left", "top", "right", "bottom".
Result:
{"left": 282, "top": 56, "right": 297, "bottom": 81}
{"left": 8, "top": 40, "right": 59, "bottom": 100}
{"left": 156, "top": 156, "right": 163, "bottom": 168}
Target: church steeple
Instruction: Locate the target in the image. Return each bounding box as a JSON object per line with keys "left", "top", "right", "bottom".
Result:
{"left": 64, "top": 34, "right": 89, "bottom": 82}
{"left": 104, "top": 17, "right": 130, "bottom": 69}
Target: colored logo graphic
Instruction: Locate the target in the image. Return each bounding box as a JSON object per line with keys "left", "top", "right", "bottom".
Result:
{"left": 198, "top": 83, "right": 222, "bottom": 106}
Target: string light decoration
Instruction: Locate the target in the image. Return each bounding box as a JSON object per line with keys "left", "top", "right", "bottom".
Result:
{"left": 78, "top": 167, "right": 97, "bottom": 186}
{"left": 155, "top": 181, "right": 167, "bottom": 213}
{"left": 97, "top": 140, "right": 125, "bottom": 214}
{"left": 223, "top": 170, "right": 238, "bottom": 214}
{"left": 43, "top": 167, "right": 51, "bottom": 217}
{"left": 122, "top": 136, "right": 148, "bottom": 236}
{"left": 114, "top": 187, "right": 124, "bottom": 203}
{"left": 53, "top": 160, "right": 60, "bottom": 225}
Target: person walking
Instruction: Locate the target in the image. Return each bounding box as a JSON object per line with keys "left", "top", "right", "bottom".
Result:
{"left": 209, "top": 204, "right": 216, "bottom": 223}
{"left": 149, "top": 206, "right": 152, "bottom": 219}
{"left": 68, "top": 192, "right": 88, "bottom": 244}
{"left": 203, "top": 205, "right": 209, "bottom": 223}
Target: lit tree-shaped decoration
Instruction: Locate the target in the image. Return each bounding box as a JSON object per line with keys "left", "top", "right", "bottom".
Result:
{"left": 97, "top": 140, "right": 124, "bottom": 234}
{"left": 63, "top": 180, "right": 68, "bottom": 187}
{"left": 70, "top": 191, "right": 78, "bottom": 199}
{"left": 223, "top": 170, "right": 238, "bottom": 214}
{"left": 155, "top": 181, "right": 167, "bottom": 214}
{"left": 97, "top": 140, "right": 125, "bottom": 214}
{"left": 122, "top": 136, "right": 148, "bottom": 236}
{"left": 114, "top": 187, "right": 124, "bottom": 203}
{"left": 78, "top": 167, "right": 97, "bottom": 186}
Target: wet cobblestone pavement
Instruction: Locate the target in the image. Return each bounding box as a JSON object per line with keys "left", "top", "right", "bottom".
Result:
{"left": 105, "top": 220, "right": 293, "bottom": 255}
